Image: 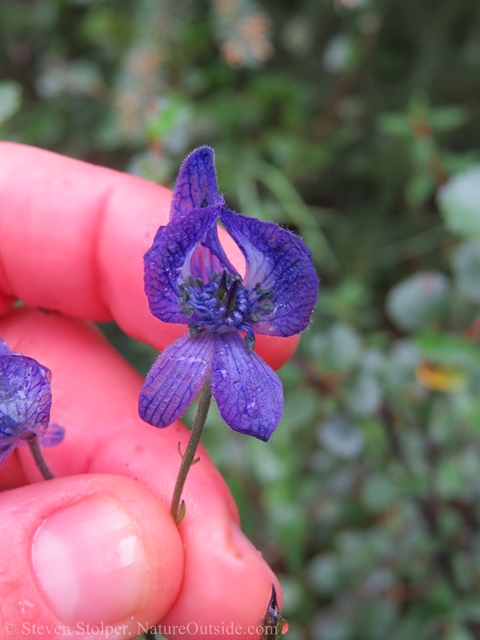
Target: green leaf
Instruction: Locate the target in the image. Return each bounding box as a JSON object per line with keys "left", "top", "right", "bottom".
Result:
{"left": 452, "top": 394, "right": 480, "bottom": 432}
{"left": 361, "top": 475, "right": 398, "bottom": 512}
{"left": 323, "top": 34, "right": 355, "bottom": 74}
{"left": 146, "top": 96, "right": 192, "bottom": 139}
{"left": 386, "top": 271, "right": 450, "bottom": 332}
{"left": 452, "top": 241, "right": 480, "bottom": 301}
{"left": 416, "top": 331, "right": 480, "bottom": 370}
{"left": 307, "top": 553, "right": 342, "bottom": 595}
{"left": 311, "top": 615, "right": 351, "bottom": 640}
{"left": 346, "top": 372, "right": 382, "bottom": 416}
{"left": 429, "top": 106, "right": 470, "bottom": 132}
{"left": 327, "top": 278, "right": 369, "bottom": 323}
{"left": 436, "top": 459, "right": 464, "bottom": 498}
{"left": 376, "top": 112, "right": 411, "bottom": 137}
{"left": 310, "top": 322, "right": 363, "bottom": 372}
{"left": 406, "top": 172, "right": 436, "bottom": 206}
{"left": 280, "top": 390, "right": 318, "bottom": 431}
{"left": 437, "top": 166, "right": 480, "bottom": 238}
{"left": 0, "top": 81, "right": 22, "bottom": 126}
{"left": 317, "top": 416, "right": 364, "bottom": 458}
{"left": 444, "top": 624, "right": 475, "bottom": 640}
{"left": 278, "top": 576, "right": 303, "bottom": 616}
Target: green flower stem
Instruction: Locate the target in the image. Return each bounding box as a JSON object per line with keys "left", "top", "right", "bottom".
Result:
{"left": 170, "top": 376, "right": 212, "bottom": 523}
{"left": 27, "top": 434, "right": 55, "bottom": 480}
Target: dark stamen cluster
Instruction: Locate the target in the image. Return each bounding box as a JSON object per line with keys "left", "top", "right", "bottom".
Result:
{"left": 179, "top": 270, "right": 274, "bottom": 352}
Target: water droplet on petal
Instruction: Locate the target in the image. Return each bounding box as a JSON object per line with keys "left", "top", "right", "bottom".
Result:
{"left": 246, "top": 404, "right": 259, "bottom": 418}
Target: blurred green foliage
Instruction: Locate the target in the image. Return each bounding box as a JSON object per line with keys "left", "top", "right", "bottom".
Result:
{"left": 2, "top": 0, "right": 479, "bottom": 638}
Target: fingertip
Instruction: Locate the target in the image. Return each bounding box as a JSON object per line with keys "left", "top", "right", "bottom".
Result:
{"left": 160, "top": 504, "right": 283, "bottom": 639}
{"left": 0, "top": 308, "right": 286, "bottom": 637}
{"left": 0, "top": 448, "right": 27, "bottom": 490}
{"left": 0, "top": 475, "right": 183, "bottom": 635}
{"left": 96, "top": 165, "right": 177, "bottom": 347}
{"left": 255, "top": 333, "right": 299, "bottom": 371}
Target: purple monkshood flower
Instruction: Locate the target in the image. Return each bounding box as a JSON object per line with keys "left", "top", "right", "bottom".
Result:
{"left": 139, "top": 147, "right": 319, "bottom": 441}
{"left": 0, "top": 338, "right": 64, "bottom": 465}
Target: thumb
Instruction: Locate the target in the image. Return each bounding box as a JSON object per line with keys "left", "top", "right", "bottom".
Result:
{"left": 0, "top": 474, "right": 183, "bottom": 640}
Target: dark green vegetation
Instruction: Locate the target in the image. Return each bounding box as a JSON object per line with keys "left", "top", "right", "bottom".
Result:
{"left": 2, "top": 1, "right": 479, "bottom": 638}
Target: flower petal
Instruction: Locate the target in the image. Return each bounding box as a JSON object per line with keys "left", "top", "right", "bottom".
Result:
{"left": 211, "top": 333, "right": 283, "bottom": 441}
{"left": 17, "top": 421, "right": 66, "bottom": 449}
{"left": 144, "top": 205, "right": 220, "bottom": 323}
{"left": 168, "top": 147, "right": 237, "bottom": 283}
{"left": 0, "top": 337, "right": 12, "bottom": 356}
{"left": 221, "top": 208, "right": 319, "bottom": 336}
{"left": 0, "top": 355, "right": 52, "bottom": 448}
{"left": 139, "top": 332, "right": 215, "bottom": 428}
{"left": 189, "top": 239, "right": 227, "bottom": 282}
{"left": 40, "top": 422, "right": 66, "bottom": 447}
{"left": 0, "top": 443, "right": 15, "bottom": 466}
{"left": 170, "top": 146, "right": 224, "bottom": 220}
{"left": 189, "top": 225, "right": 239, "bottom": 281}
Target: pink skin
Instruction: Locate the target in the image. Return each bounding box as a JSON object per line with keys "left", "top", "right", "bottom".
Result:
{"left": 0, "top": 143, "right": 295, "bottom": 639}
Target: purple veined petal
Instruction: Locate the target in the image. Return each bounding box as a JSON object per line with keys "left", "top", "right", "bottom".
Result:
{"left": 202, "top": 223, "right": 239, "bottom": 274}
{"left": 211, "top": 333, "right": 283, "bottom": 442}
{"left": 220, "top": 208, "right": 319, "bottom": 337}
{"left": 0, "top": 355, "right": 52, "bottom": 439}
{"left": 0, "top": 337, "right": 13, "bottom": 356}
{"left": 139, "top": 332, "right": 215, "bottom": 428}
{"left": 0, "top": 411, "right": 18, "bottom": 440}
{"left": 144, "top": 205, "right": 221, "bottom": 323}
{"left": 40, "top": 422, "right": 65, "bottom": 447}
{"left": 17, "top": 421, "right": 65, "bottom": 449}
{"left": 170, "top": 146, "right": 224, "bottom": 220}
{"left": 189, "top": 223, "right": 239, "bottom": 281}
{"left": 0, "top": 443, "right": 15, "bottom": 466}
{"left": 189, "top": 241, "right": 228, "bottom": 282}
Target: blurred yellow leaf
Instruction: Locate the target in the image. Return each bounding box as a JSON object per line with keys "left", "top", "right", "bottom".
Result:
{"left": 415, "top": 361, "right": 467, "bottom": 391}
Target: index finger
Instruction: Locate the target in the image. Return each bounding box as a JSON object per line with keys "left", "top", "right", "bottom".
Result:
{"left": 0, "top": 143, "right": 297, "bottom": 368}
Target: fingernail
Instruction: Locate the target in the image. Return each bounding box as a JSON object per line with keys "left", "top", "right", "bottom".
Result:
{"left": 32, "top": 495, "right": 151, "bottom": 625}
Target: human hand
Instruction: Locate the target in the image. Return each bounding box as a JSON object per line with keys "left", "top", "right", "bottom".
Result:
{"left": 0, "top": 143, "right": 297, "bottom": 640}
